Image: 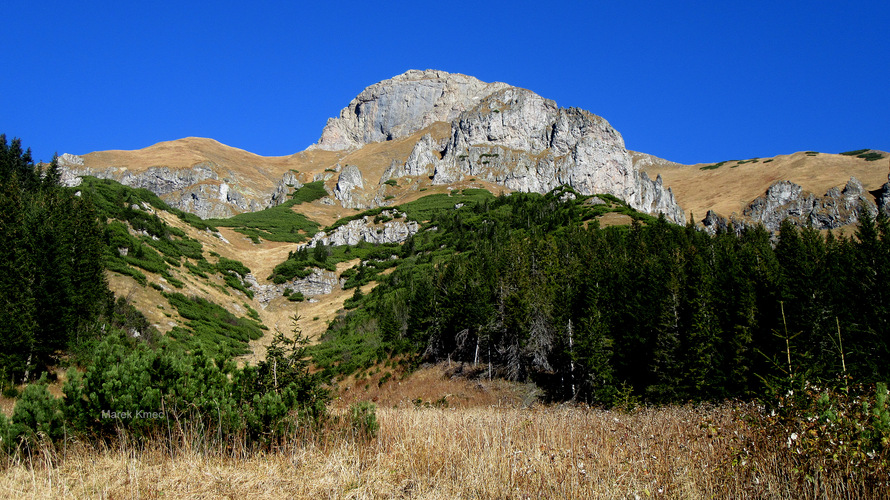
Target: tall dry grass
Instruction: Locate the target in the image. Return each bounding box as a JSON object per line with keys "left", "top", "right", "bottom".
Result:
{"left": 2, "top": 401, "right": 879, "bottom": 499}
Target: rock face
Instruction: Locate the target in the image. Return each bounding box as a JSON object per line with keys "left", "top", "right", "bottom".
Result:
{"left": 333, "top": 164, "right": 366, "bottom": 209}
{"left": 245, "top": 269, "right": 340, "bottom": 306}
{"left": 270, "top": 171, "right": 303, "bottom": 207}
{"left": 701, "top": 210, "right": 730, "bottom": 234}
{"left": 426, "top": 86, "right": 685, "bottom": 223}
{"left": 385, "top": 133, "right": 442, "bottom": 178}
{"left": 701, "top": 177, "right": 878, "bottom": 233}
{"left": 877, "top": 173, "right": 890, "bottom": 217}
{"left": 307, "top": 210, "right": 420, "bottom": 247}
{"left": 313, "top": 70, "right": 510, "bottom": 151}
{"left": 58, "top": 155, "right": 275, "bottom": 219}
{"left": 310, "top": 70, "right": 685, "bottom": 222}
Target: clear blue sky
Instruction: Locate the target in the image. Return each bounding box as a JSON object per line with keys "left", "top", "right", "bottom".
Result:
{"left": 3, "top": 1, "right": 888, "bottom": 165}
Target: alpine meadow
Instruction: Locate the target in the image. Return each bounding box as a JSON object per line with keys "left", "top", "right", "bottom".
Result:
{"left": 2, "top": 70, "right": 890, "bottom": 498}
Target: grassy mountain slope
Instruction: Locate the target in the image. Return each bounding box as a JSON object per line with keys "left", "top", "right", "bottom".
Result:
{"left": 640, "top": 150, "right": 890, "bottom": 222}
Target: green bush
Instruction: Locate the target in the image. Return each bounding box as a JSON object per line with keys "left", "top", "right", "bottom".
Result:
{"left": 49, "top": 332, "right": 330, "bottom": 447}
{"left": 6, "top": 375, "right": 65, "bottom": 449}
{"left": 840, "top": 149, "right": 870, "bottom": 156}
{"left": 164, "top": 293, "right": 265, "bottom": 358}
{"left": 349, "top": 401, "right": 379, "bottom": 440}
{"left": 859, "top": 152, "right": 885, "bottom": 161}
{"left": 215, "top": 257, "right": 253, "bottom": 297}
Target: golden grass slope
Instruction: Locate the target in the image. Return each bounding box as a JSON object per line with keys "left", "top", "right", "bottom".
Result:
{"left": 641, "top": 151, "right": 890, "bottom": 223}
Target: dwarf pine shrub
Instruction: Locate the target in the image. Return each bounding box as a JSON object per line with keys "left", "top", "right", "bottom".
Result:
{"left": 0, "top": 329, "right": 330, "bottom": 455}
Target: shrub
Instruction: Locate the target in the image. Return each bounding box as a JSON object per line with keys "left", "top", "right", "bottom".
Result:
{"left": 348, "top": 401, "right": 379, "bottom": 440}
{"left": 164, "top": 293, "right": 264, "bottom": 358}
{"left": 289, "top": 181, "right": 327, "bottom": 204}
{"left": 859, "top": 152, "right": 885, "bottom": 161}
{"left": 840, "top": 149, "right": 870, "bottom": 156}
{"left": 54, "top": 332, "right": 330, "bottom": 447}
{"left": 7, "top": 375, "right": 65, "bottom": 449}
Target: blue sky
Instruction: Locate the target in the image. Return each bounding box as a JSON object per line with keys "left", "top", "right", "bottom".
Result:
{"left": 3, "top": 1, "right": 888, "bottom": 165}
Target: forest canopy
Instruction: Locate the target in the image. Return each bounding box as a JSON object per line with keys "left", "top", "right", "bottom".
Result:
{"left": 0, "top": 135, "right": 109, "bottom": 384}
{"left": 316, "top": 189, "right": 890, "bottom": 405}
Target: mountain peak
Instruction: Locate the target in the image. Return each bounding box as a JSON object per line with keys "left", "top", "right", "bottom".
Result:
{"left": 311, "top": 69, "right": 510, "bottom": 151}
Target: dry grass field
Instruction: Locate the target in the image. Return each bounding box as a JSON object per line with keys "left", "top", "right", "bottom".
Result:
{"left": 0, "top": 365, "right": 877, "bottom": 499}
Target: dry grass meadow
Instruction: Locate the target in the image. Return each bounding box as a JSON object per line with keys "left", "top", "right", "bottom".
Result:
{"left": 0, "top": 365, "right": 877, "bottom": 499}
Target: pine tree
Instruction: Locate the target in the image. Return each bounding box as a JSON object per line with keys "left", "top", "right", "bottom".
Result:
{"left": 0, "top": 135, "right": 110, "bottom": 381}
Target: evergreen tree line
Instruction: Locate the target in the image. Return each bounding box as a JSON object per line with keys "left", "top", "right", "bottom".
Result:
{"left": 0, "top": 135, "right": 109, "bottom": 384}
{"left": 329, "top": 189, "right": 890, "bottom": 404}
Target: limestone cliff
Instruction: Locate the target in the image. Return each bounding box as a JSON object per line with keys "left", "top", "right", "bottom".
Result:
{"left": 307, "top": 210, "right": 420, "bottom": 248}
{"left": 313, "top": 71, "right": 684, "bottom": 222}
{"left": 312, "top": 69, "right": 509, "bottom": 151}
{"left": 57, "top": 139, "right": 306, "bottom": 219}
{"left": 421, "top": 86, "right": 685, "bottom": 223}
{"left": 701, "top": 177, "right": 879, "bottom": 234}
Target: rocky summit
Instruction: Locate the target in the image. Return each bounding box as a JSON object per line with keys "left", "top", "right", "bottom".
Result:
{"left": 314, "top": 70, "right": 685, "bottom": 223}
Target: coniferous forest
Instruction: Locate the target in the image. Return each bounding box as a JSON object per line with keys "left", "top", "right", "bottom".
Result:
{"left": 0, "top": 135, "right": 108, "bottom": 382}
{"left": 316, "top": 187, "right": 890, "bottom": 405}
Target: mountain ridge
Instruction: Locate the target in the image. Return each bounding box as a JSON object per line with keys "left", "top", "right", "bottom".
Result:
{"left": 59, "top": 70, "right": 686, "bottom": 223}
{"left": 57, "top": 69, "right": 890, "bottom": 229}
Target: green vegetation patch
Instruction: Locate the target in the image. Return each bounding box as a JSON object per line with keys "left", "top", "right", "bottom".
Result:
{"left": 206, "top": 182, "right": 326, "bottom": 243}
{"left": 700, "top": 161, "right": 730, "bottom": 170}
{"left": 840, "top": 149, "right": 870, "bottom": 156}
{"left": 858, "top": 152, "right": 885, "bottom": 161}
{"left": 74, "top": 176, "right": 215, "bottom": 231}
{"left": 72, "top": 177, "right": 214, "bottom": 283}
{"left": 165, "top": 292, "right": 265, "bottom": 358}
{"left": 289, "top": 180, "right": 328, "bottom": 203}
{"left": 841, "top": 149, "right": 886, "bottom": 161}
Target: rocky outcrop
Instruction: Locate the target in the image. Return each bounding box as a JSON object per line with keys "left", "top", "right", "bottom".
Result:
{"left": 383, "top": 133, "right": 441, "bottom": 179}
{"left": 333, "top": 164, "right": 366, "bottom": 209}
{"left": 876, "top": 173, "right": 890, "bottom": 216}
{"left": 712, "top": 177, "right": 879, "bottom": 232}
{"left": 245, "top": 269, "right": 341, "bottom": 306}
{"left": 636, "top": 172, "right": 686, "bottom": 224}
{"left": 307, "top": 210, "right": 419, "bottom": 247}
{"left": 58, "top": 151, "right": 304, "bottom": 219}
{"left": 270, "top": 171, "right": 303, "bottom": 206}
{"left": 701, "top": 210, "right": 730, "bottom": 235}
{"left": 58, "top": 155, "right": 273, "bottom": 219}
{"left": 427, "top": 86, "right": 685, "bottom": 224}
{"left": 312, "top": 70, "right": 510, "bottom": 151}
